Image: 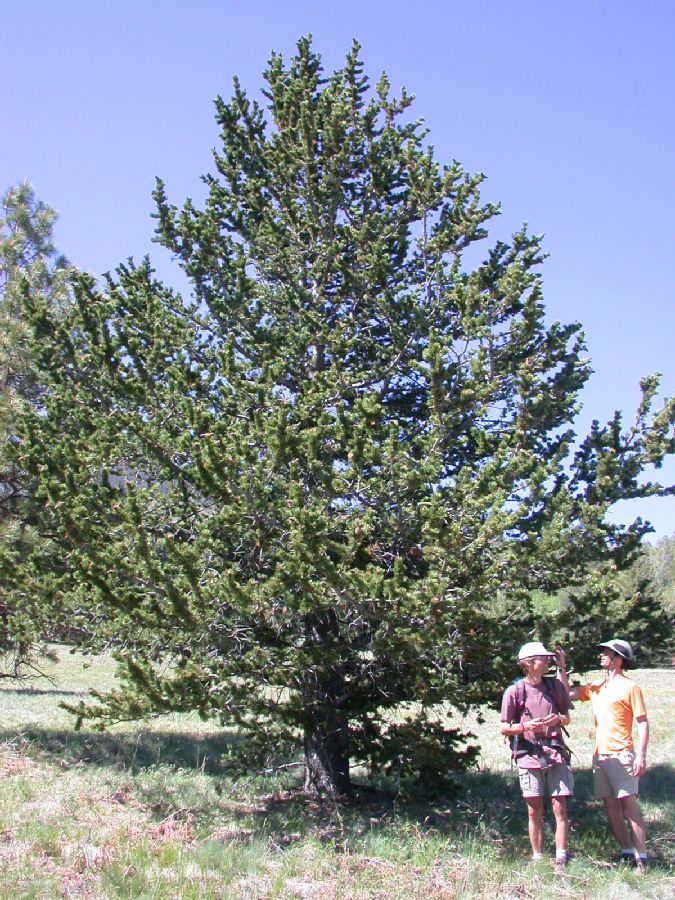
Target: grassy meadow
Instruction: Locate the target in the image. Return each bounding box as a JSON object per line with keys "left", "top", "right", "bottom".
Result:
{"left": 0, "top": 647, "right": 673, "bottom": 899}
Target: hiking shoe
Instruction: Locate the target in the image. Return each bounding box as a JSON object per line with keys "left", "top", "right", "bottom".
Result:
{"left": 635, "top": 859, "right": 647, "bottom": 875}
{"left": 612, "top": 852, "right": 636, "bottom": 866}
{"left": 553, "top": 857, "right": 568, "bottom": 876}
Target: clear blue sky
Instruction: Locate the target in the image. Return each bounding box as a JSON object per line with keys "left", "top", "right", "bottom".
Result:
{"left": 2, "top": 1, "right": 674, "bottom": 539}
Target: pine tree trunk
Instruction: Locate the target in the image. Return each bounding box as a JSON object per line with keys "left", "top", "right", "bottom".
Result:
{"left": 301, "top": 608, "right": 352, "bottom": 796}
{"left": 303, "top": 714, "right": 351, "bottom": 797}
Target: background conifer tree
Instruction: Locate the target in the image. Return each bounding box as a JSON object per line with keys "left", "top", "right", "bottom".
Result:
{"left": 646, "top": 532, "right": 675, "bottom": 617}
{"left": 16, "top": 40, "right": 675, "bottom": 794}
{"left": 531, "top": 553, "right": 674, "bottom": 672}
{"left": 0, "top": 184, "right": 71, "bottom": 674}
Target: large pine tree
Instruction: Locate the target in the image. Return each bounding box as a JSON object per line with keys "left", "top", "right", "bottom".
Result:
{"left": 17, "top": 41, "right": 675, "bottom": 794}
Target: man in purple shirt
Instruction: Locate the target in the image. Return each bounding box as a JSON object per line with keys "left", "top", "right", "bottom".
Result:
{"left": 500, "top": 642, "right": 573, "bottom": 873}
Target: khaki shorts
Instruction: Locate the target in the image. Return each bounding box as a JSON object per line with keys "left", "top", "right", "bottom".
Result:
{"left": 518, "top": 764, "right": 574, "bottom": 798}
{"left": 592, "top": 752, "right": 639, "bottom": 799}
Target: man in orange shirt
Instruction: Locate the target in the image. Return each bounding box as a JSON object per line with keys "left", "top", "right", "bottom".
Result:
{"left": 557, "top": 639, "right": 649, "bottom": 872}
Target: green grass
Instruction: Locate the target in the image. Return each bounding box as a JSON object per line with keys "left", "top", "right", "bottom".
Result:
{"left": 0, "top": 647, "right": 673, "bottom": 898}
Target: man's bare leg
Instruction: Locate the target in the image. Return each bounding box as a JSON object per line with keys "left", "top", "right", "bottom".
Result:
{"left": 603, "top": 797, "right": 632, "bottom": 848}
{"left": 525, "top": 797, "right": 544, "bottom": 856}
{"left": 551, "top": 796, "right": 569, "bottom": 853}
{"left": 620, "top": 795, "right": 647, "bottom": 856}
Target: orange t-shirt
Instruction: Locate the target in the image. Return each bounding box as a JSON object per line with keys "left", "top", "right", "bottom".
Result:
{"left": 576, "top": 675, "right": 646, "bottom": 753}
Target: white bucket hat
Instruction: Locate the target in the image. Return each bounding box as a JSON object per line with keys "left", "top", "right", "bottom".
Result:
{"left": 517, "top": 641, "right": 554, "bottom": 661}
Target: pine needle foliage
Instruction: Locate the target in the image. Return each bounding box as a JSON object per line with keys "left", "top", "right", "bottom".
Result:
{"left": 0, "top": 184, "right": 70, "bottom": 674}
{"left": 15, "top": 40, "right": 675, "bottom": 795}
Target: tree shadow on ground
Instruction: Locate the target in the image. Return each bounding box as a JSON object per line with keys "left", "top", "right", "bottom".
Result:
{"left": 1, "top": 687, "right": 84, "bottom": 697}
{"left": 203, "top": 764, "right": 674, "bottom": 870}
{"left": 0, "top": 726, "right": 241, "bottom": 774}
{"left": 438, "top": 765, "right": 675, "bottom": 870}
{"left": 1, "top": 725, "right": 673, "bottom": 870}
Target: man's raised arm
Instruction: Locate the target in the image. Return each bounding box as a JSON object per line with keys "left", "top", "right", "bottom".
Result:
{"left": 554, "top": 645, "right": 578, "bottom": 700}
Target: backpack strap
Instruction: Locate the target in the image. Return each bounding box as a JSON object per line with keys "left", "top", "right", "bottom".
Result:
{"left": 539, "top": 676, "right": 573, "bottom": 763}
{"left": 510, "top": 677, "right": 526, "bottom": 725}
{"left": 508, "top": 678, "right": 527, "bottom": 762}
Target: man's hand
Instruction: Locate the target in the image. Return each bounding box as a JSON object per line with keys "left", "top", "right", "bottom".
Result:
{"left": 527, "top": 713, "right": 559, "bottom": 733}
{"left": 631, "top": 754, "right": 646, "bottom": 777}
{"left": 553, "top": 645, "right": 566, "bottom": 670}
{"left": 539, "top": 713, "right": 560, "bottom": 727}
